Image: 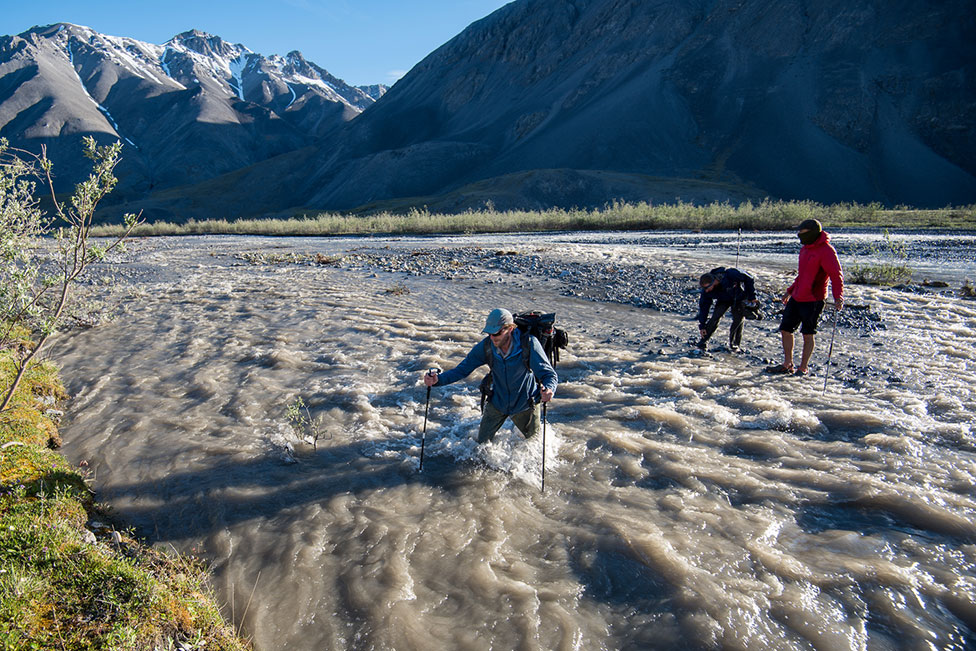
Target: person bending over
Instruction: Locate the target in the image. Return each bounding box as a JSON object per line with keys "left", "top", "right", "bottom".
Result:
{"left": 696, "top": 267, "right": 758, "bottom": 352}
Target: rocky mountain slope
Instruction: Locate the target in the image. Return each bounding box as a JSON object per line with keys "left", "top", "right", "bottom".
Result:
{"left": 292, "top": 0, "right": 975, "bottom": 212}
{"left": 3, "top": 0, "right": 974, "bottom": 221}
{"left": 0, "top": 23, "right": 383, "bottom": 202}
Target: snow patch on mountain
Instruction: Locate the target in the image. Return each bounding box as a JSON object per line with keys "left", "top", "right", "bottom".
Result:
{"left": 99, "top": 34, "right": 167, "bottom": 85}
{"left": 291, "top": 75, "right": 345, "bottom": 103}
{"left": 56, "top": 24, "right": 168, "bottom": 90}
{"left": 63, "top": 37, "right": 138, "bottom": 148}
{"left": 40, "top": 24, "right": 378, "bottom": 114}
{"left": 157, "top": 47, "right": 185, "bottom": 88}
{"left": 228, "top": 55, "right": 247, "bottom": 100}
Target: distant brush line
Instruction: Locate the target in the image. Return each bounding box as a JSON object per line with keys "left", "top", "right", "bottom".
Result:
{"left": 90, "top": 201, "right": 976, "bottom": 238}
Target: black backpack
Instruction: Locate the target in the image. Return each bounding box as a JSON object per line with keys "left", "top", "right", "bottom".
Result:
{"left": 479, "top": 311, "right": 568, "bottom": 411}
{"left": 709, "top": 267, "right": 763, "bottom": 321}
{"left": 514, "top": 311, "right": 568, "bottom": 365}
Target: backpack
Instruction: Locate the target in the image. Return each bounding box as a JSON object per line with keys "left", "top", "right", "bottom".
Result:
{"left": 514, "top": 311, "right": 567, "bottom": 365}
{"left": 478, "top": 311, "right": 568, "bottom": 411}
{"left": 710, "top": 267, "right": 763, "bottom": 320}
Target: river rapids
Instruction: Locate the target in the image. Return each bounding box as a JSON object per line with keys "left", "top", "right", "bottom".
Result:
{"left": 50, "top": 230, "right": 975, "bottom": 651}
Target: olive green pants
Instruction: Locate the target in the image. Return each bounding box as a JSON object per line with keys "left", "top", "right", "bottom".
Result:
{"left": 478, "top": 401, "right": 541, "bottom": 444}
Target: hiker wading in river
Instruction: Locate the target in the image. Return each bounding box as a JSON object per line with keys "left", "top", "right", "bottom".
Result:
{"left": 696, "top": 267, "right": 758, "bottom": 352}
{"left": 767, "top": 219, "right": 844, "bottom": 377}
{"left": 424, "top": 308, "right": 557, "bottom": 444}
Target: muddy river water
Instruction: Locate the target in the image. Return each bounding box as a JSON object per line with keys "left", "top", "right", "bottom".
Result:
{"left": 50, "top": 230, "right": 975, "bottom": 650}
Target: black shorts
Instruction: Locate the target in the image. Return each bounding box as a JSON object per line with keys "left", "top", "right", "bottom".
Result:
{"left": 779, "top": 299, "right": 825, "bottom": 335}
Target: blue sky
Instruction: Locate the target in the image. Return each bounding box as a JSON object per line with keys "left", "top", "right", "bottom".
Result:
{"left": 1, "top": 0, "right": 512, "bottom": 86}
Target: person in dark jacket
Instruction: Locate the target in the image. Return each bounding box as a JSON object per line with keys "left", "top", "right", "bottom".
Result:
{"left": 696, "top": 267, "right": 758, "bottom": 352}
{"left": 766, "top": 219, "right": 844, "bottom": 376}
{"left": 423, "top": 308, "right": 557, "bottom": 444}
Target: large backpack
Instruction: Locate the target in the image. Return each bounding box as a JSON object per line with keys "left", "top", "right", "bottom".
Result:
{"left": 708, "top": 267, "right": 763, "bottom": 321}
{"left": 514, "top": 311, "right": 568, "bottom": 365}
{"left": 478, "top": 311, "right": 568, "bottom": 411}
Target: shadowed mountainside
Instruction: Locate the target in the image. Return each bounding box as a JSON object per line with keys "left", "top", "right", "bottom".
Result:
{"left": 3, "top": 0, "right": 974, "bottom": 221}
{"left": 120, "top": 0, "right": 976, "bottom": 220}
{"left": 298, "top": 0, "right": 976, "bottom": 212}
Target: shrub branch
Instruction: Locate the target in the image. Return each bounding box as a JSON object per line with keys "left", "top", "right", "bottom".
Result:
{"left": 0, "top": 137, "right": 143, "bottom": 412}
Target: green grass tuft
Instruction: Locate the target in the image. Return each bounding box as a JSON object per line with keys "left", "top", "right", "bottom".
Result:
{"left": 846, "top": 228, "right": 915, "bottom": 286}
{"left": 846, "top": 262, "right": 914, "bottom": 286}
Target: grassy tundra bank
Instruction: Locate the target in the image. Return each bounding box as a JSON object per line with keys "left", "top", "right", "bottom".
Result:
{"left": 0, "top": 348, "right": 250, "bottom": 651}
{"left": 91, "top": 200, "right": 976, "bottom": 237}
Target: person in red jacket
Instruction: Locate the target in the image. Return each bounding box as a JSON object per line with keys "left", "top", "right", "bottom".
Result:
{"left": 766, "top": 219, "right": 844, "bottom": 376}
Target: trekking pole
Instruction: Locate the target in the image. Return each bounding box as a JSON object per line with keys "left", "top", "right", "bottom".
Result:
{"left": 822, "top": 305, "right": 839, "bottom": 395}
{"left": 735, "top": 227, "right": 741, "bottom": 267}
{"left": 420, "top": 368, "right": 439, "bottom": 472}
{"left": 541, "top": 401, "right": 548, "bottom": 493}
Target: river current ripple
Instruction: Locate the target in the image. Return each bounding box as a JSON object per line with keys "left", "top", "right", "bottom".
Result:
{"left": 51, "top": 231, "right": 975, "bottom": 650}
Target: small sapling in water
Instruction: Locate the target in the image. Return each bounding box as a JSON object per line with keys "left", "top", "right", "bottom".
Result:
{"left": 286, "top": 396, "right": 329, "bottom": 449}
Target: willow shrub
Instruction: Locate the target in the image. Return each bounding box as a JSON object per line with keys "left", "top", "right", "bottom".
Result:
{"left": 846, "top": 228, "right": 914, "bottom": 286}
{"left": 0, "top": 137, "right": 141, "bottom": 412}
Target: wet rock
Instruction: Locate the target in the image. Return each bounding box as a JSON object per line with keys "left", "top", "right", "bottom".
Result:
{"left": 44, "top": 409, "right": 64, "bottom": 423}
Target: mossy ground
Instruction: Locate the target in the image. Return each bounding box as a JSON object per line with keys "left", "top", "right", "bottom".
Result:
{"left": 0, "top": 350, "right": 250, "bottom": 651}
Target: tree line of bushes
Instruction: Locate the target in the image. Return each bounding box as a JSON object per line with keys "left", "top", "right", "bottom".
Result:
{"left": 91, "top": 199, "right": 976, "bottom": 238}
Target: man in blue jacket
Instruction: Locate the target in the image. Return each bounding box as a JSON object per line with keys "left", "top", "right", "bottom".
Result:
{"left": 696, "top": 267, "right": 758, "bottom": 352}
{"left": 424, "top": 308, "right": 557, "bottom": 444}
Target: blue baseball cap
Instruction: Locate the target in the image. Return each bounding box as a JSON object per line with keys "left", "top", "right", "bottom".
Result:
{"left": 482, "top": 308, "right": 514, "bottom": 334}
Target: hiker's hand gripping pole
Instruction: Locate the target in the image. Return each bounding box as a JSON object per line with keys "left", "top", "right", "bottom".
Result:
{"left": 420, "top": 368, "right": 440, "bottom": 472}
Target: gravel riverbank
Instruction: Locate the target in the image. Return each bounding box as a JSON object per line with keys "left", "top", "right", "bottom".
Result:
{"left": 242, "top": 243, "right": 889, "bottom": 333}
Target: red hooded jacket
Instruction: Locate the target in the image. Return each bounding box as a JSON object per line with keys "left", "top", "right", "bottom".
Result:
{"left": 788, "top": 231, "right": 844, "bottom": 302}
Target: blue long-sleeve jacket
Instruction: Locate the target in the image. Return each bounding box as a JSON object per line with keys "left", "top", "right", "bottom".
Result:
{"left": 436, "top": 333, "right": 558, "bottom": 415}
{"left": 697, "top": 267, "right": 756, "bottom": 327}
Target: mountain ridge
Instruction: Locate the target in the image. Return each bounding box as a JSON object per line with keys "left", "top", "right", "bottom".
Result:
{"left": 0, "top": 22, "right": 385, "bottom": 203}
{"left": 292, "top": 0, "right": 975, "bottom": 213}
{"left": 2, "top": 1, "right": 974, "bottom": 221}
